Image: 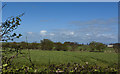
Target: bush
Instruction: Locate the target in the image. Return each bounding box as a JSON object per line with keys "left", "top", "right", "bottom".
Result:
{"left": 113, "top": 43, "right": 120, "bottom": 53}
{"left": 40, "top": 39, "right": 54, "bottom": 50}
{"left": 89, "top": 41, "right": 106, "bottom": 52}
{"left": 54, "top": 42, "right": 68, "bottom": 51}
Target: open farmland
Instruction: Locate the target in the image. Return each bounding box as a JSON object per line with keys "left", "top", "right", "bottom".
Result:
{"left": 6, "top": 50, "right": 118, "bottom": 68}
{"left": 2, "top": 2, "right": 119, "bottom": 73}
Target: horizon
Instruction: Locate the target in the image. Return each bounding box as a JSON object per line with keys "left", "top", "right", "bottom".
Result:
{"left": 2, "top": 38, "right": 118, "bottom": 45}
{"left": 2, "top": 2, "right": 118, "bottom": 44}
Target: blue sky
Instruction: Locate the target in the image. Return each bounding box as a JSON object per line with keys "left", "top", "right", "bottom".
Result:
{"left": 2, "top": 2, "right": 118, "bottom": 44}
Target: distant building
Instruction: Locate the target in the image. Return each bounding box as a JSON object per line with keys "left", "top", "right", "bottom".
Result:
{"left": 107, "top": 45, "right": 113, "bottom": 48}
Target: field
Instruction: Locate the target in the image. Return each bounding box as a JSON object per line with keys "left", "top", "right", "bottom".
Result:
{"left": 2, "top": 42, "right": 119, "bottom": 72}
{"left": 7, "top": 50, "right": 118, "bottom": 68}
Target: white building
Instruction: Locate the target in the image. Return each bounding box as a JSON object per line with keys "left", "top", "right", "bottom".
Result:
{"left": 107, "top": 45, "right": 113, "bottom": 48}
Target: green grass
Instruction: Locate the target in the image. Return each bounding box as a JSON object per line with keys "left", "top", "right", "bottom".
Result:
{"left": 7, "top": 49, "right": 118, "bottom": 68}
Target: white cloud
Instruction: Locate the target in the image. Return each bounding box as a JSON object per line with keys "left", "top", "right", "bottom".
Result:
{"left": 23, "top": 26, "right": 117, "bottom": 44}
{"left": 40, "top": 30, "right": 47, "bottom": 35}
{"left": 27, "top": 32, "right": 33, "bottom": 35}
{"left": 96, "top": 34, "right": 116, "bottom": 39}
{"left": 61, "top": 31, "right": 75, "bottom": 36}
{"left": 70, "top": 32, "right": 74, "bottom": 35}
{"left": 50, "top": 33, "right": 55, "bottom": 36}
{"left": 69, "top": 18, "right": 117, "bottom": 26}
{"left": 86, "top": 33, "right": 90, "bottom": 36}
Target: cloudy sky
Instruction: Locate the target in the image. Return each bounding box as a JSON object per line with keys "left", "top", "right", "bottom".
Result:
{"left": 2, "top": 2, "right": 118, "bottom": 44}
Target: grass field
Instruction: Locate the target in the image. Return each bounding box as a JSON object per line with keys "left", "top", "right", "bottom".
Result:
{"left": 6, "top": 49, "right": 118, "bottom": 68}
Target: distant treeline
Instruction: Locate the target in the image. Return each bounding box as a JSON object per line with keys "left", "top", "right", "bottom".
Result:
{"left": 2, "top": 39, "right": 120, "bottom": 52}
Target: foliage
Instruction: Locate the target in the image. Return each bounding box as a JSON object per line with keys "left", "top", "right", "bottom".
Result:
{"left": 1, "top": 14, "right": 24, "bottom": 65}
{"left": 1, "top": 9, "right": 35, "bottom": 72}
{"left": 54, "top": 42, "right": 68, "bottom": 51}
{"left": 28, "top": 42, "right": 40, "bottom": 49}
{"left": 2, "top": 40, "right": 111, "bottom": 52}
{"left": 1, "top": 13, "right": 24, "bottom": 42}
{"left": 2, "top": 62, "right": 119, "bottom": 73}
{"left": 113, "top": 43, "right": 120, "bottom": 53}
{"left": 47, "top": 63, "right": 119, "bottom": 73}
{"left": 89, "top": 41, "right": 106, "bottom": 52}
{"left": 2, "top": 47, "right": 118, "bottom": 73}
{"left": 40, "top": 39, "right": 54, "bottom": 50}
{"left": 2, "top": 64, "right": 34, "bottom": 73}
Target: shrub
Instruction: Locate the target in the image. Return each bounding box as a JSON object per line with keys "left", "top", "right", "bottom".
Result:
{"left": 40, "top": 39, "right": 54, "bottom": 50}
{"left": 89, "top": 41, "right": 106, "bottom": 52}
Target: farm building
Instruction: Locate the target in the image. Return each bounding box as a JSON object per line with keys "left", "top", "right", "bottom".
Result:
{"left": 107, "top": 45, "right": 113, "bottom": 48}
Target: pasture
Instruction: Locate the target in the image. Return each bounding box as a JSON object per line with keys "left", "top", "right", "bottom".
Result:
{"left": 6, "top": 50, "right": 118, "bottom": 68}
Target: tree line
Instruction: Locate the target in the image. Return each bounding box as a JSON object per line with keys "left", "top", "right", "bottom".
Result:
{"left": 2, "top": 39, "right": 112, "bottom": 52}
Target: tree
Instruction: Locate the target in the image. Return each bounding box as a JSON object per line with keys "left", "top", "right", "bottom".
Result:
{"left": 54, "top": 42, "right": 68, "bottom": 51}
{"left": 89, "top": 41, "right": 106, "bottom": 52}
{"left": 113, "top": 43, "right": 120, "bottom": 53}
{"left": 19, "top": 41, "right": 28, "bottom": 49}
{"left": 1, "top": 15, "right": 24, "bottom": 42}
{"left": 28, "top": 42, "right": 39, "bottom": 49}
{"left": 1, "top": 5, "right": 35, "bottom": 72}
{"left": 54, "top": 42, "right": 62, "bottom": 51}
{"left": 89, "top": 41, "right": 96, "bottom": 52}
{"left": 40, "top": 39, "right": 54, "bottom": 50}
{"left": 71, "top": 44, "right": 78, "bottom": 51}
{"left": 1, "top": 3, "right": 24, "bottom": 64}
{"left": 96, "top": 43, "right": 106, "bottom": 52}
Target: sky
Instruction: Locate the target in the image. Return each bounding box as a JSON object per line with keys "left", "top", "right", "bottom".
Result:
{"left": 1, "top": 0, "right": 120, "bottom": 2}
{"left": 2, "top": 2, "right": 118, "bottom": 44}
